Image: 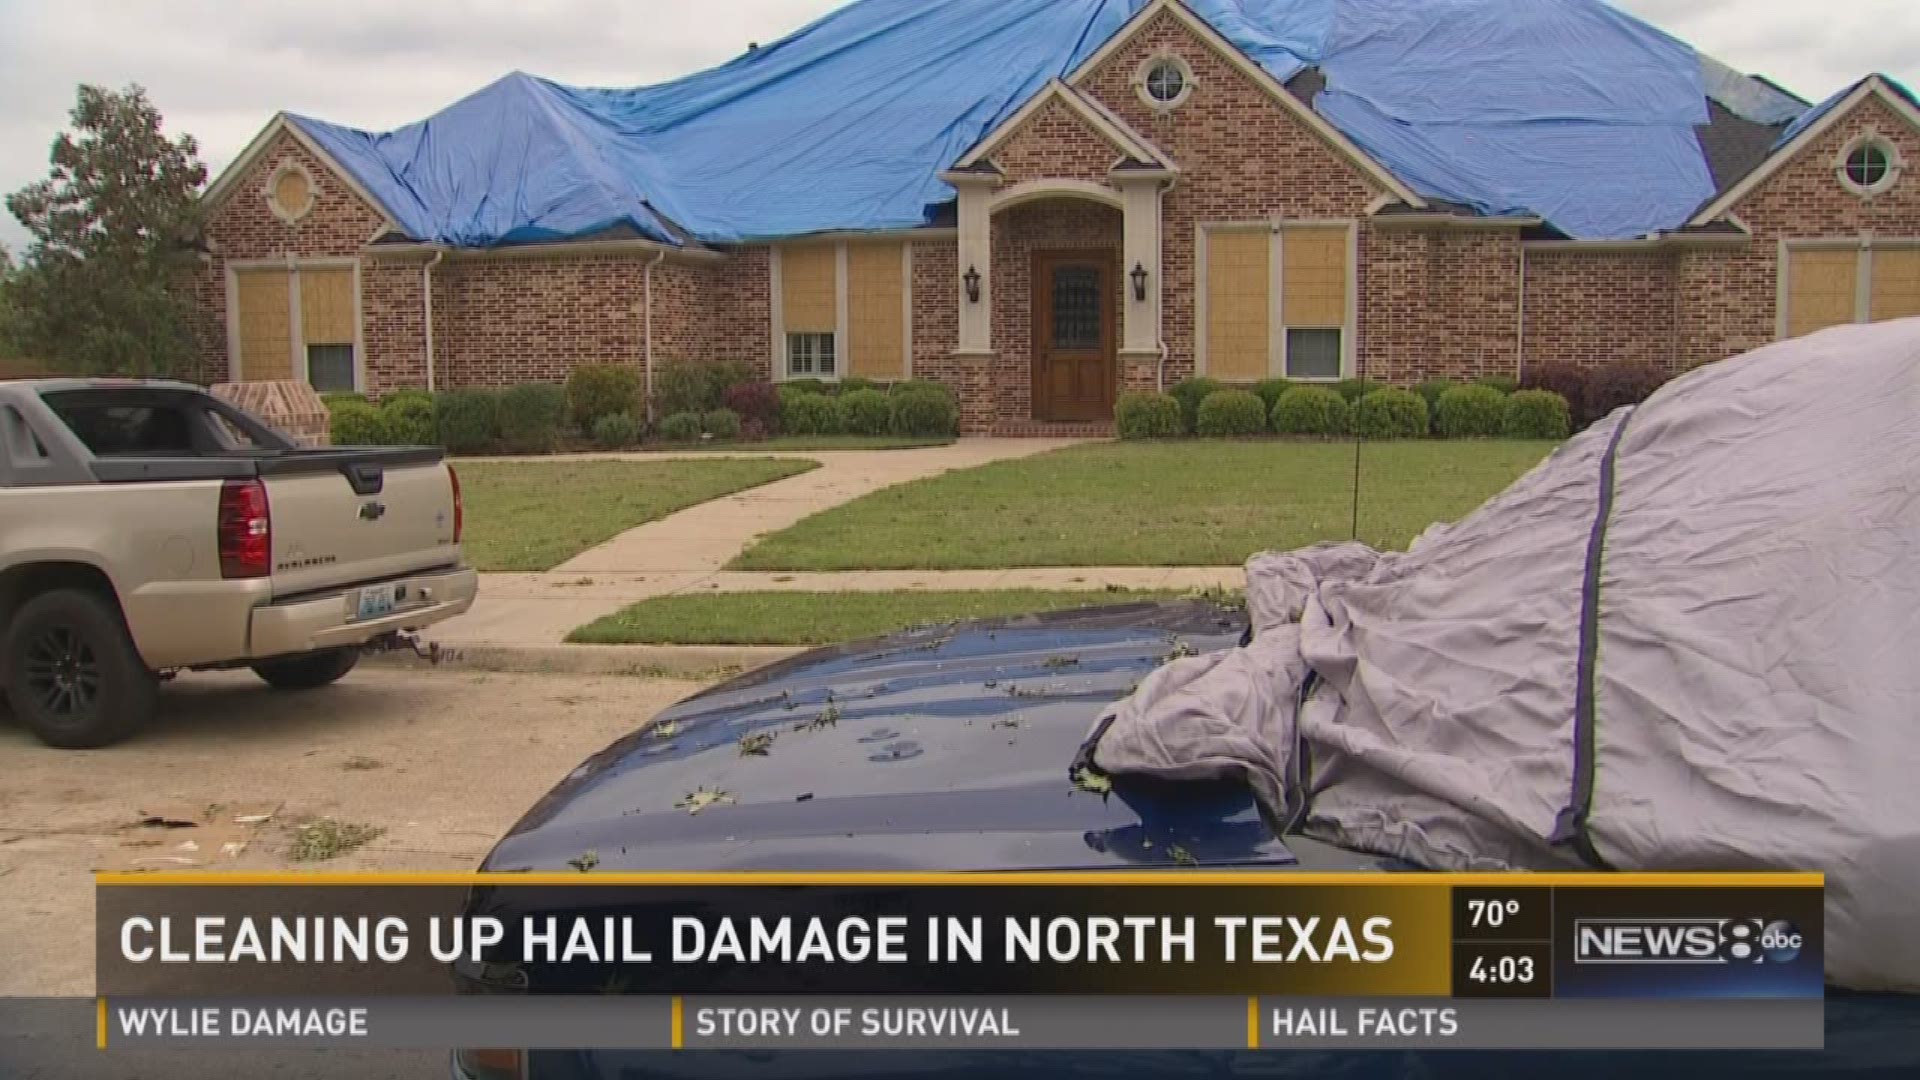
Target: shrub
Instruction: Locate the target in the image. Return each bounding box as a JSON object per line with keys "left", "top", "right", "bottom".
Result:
{"left": 1473, "top": 375, "right": 1520, "bottom": 396}
{"left": 1587, "top": 362, "right": 1668, "bottom": 422}
{"left": 1251, "top": 379, "right": 1293, "bottom": 415}
{"left": 321, "top": 391, "right": 368, "bottom": 410}
{"left": 1501, "top": 390, "right": 1572, "bottom": 440}
{"left": 702, "top": 408, "right": 743, "bottom": 441}
{"left": 657, "top": 411, "right": 704, "bottom": 443}
{"left": 1412, "top": 379, "right": 1455, "bottom": 417}
{"left": 1350, "top": 388, "right": 1429, "bottom": 440}
{"left": 497, "top": 383, "right": 568, "bottom": 454}
{"left": 653, "top": 359, "right": 751, "bottom": 417}
{"left": 1168, "top": 378, "right": 1223, "bottom": 433}
{"left": 838, "top": 376, "right": 881, "bottom": 395}
{"left": 889, "top": 385, "right": 959, "bottom": 438}
{"left": 1435, "top": 385, "right": 1508, "bottom": 438}
{"left": 1115, "top": 391, "right": 1185, "bottom": 440}
{"left": 433, "top": 390, "right": 499, "bottom": 454}
{"left": 781, "top": 391, "right": 845, "bottom": 436}
{"left": 891, "top": 378, "right": 956, "bottom": 403}
{"left": 1272, "top": 386, "right": 1350, "bottom": 438}
{"left": 1520, "top": 363, "right": 1593, "bottom": 429}
{"left": 839, "top": 388, "right": 892, "bottom": 436}
{"left": 1331, "top": 379, "right": 1383, "bottom": 404}
{"left": 380, "top": 393, "right": 437, "bottom": 446}
{"left": 329, "top": 401, "right": 388, "bottom": 446}
{"left": 740, "top": 418, "right": 770, "bottom": 442}
{"left": 723, "top": 382, "right": 782, "bottom": 436}
{"left": 783, "top": 378, "right": 832, "bottom": 397}
{"left": 591, "top": 412, "right": 642, "bottom": 449}
{"left": 565, "top": 364, "right": 640, "bottom": 432}
{"left": 1195, "top": 389, "right": 1269, "bottom": 438}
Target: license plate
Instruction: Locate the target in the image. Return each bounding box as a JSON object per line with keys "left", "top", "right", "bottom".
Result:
{"left": 356, "top": 584, "right": 399, "bottom": 621}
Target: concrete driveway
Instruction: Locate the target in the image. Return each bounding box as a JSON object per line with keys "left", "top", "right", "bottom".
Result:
{"left": 0, "top": 665, "right": 709, "bottom": 987}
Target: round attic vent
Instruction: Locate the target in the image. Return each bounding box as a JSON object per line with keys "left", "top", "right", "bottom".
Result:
{"left": 1838, "top": 133, "right": 1902, "bottom": 198}
{"left": 1137, "top": 53, "right": 1193, "bottom": 111}
{"left": 266, "top": 161, "right": 317, "bottom": 223}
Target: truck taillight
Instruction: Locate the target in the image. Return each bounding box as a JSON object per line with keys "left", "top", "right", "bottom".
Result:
{"left": 449, "top": 465, "right": 464, "bottom": 544}
{"left": 218, "top": 478, "right": 271, "bottom": 579}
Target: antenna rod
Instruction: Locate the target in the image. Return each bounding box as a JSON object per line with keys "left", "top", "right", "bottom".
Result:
{"left": 1350, "top": 432, "right": 1362, "bottom": 541}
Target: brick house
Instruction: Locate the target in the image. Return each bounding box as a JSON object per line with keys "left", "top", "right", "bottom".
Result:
{"left": 188, "top": 0, "right": 1920, "bottom": 436}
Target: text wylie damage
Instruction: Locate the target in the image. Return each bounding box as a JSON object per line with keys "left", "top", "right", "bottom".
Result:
{"left": 118, "top": 914, "right": 1398, "bottom": 966}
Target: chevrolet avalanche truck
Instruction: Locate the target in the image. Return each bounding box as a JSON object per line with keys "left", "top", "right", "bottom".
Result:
{"left": 0, "top": 379, "right": 477, "bottom": 748}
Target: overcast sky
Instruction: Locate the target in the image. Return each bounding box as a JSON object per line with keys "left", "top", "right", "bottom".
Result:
{"left": 3, "top": 0, "right": 1917, "bottom": 253}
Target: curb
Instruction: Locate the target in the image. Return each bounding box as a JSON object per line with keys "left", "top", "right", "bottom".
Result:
{"left": 364, "top": 642, "right": 805, "bottom": 680}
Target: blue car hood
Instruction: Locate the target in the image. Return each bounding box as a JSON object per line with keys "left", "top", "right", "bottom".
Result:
{"left": 484, "top": 600, "right": 1382, "bottom": 874}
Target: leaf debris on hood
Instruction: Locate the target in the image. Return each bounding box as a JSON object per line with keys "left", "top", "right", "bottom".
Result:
{"left": 568, "top": 850, "right": 599, "bottom": 873}
{"left": 738, "top": 732, "right": 775, "bottom": 757}
{"left": 675, "top": 788, "right": 736, "bottom": 815}
{"left": 1070, "top": 764, "right": 1113, "bottom": 800}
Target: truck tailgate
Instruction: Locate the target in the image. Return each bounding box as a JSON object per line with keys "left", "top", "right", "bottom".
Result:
{"left": 265, "top": 459, "right": 460, "bottom": 596}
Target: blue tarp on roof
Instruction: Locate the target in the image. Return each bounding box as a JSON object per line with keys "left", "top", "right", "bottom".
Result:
{"left": 289, "top": 0, "right": 1808, "bottom": 247}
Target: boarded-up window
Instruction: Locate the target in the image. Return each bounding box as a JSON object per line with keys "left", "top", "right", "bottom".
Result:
{"left": 299, "top": 267, "right": 356, "bottom": 392}
{"left": 1785, "top": 249, "right": 1860, "bottom": 339}
{"left": 847, "top": 242, "right": 906, "bottom": 379}
{"left": 1869, "top": 247, "right": 1920, "bottom": 322}
{"left": 1204, "top": 229, "right": 1270, "bottom": 382}
{"left": 1283, "top": 226, "right": 1348, "bottom": 328}
{"left": 781, "top": 244, "right": 837, "bottom": 335}
{"left": 235, "top": 269, "right": 294, "bottom": 382}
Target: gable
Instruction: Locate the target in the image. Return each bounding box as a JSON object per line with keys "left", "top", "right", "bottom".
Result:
{"left": 1727, "top": 93, "right": 1920, "bottom": 236}
{"left": 987, "top": 97, "right": 1140, "bottom": 186}
{"left": 1077, "top": 7, "right": 1388, "bottom": 214}
{"left": 204, "top": 125, "right": 389, "bottom": 260}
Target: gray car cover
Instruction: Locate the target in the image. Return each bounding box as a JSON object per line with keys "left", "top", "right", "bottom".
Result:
{"left": 1083, "top": 319, "right": 1920, "bottom": 992}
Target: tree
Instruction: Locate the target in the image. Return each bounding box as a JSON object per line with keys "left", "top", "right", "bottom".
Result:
{"left": 5, "top": 84, "right": 208, "bottom": 376}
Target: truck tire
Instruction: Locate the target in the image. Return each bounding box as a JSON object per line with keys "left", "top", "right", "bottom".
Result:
{"left": 250, "top": 648, "right": 360, "bottom": 691}
{"left": 2, "top": 588, "right": 158, "bottom": 749}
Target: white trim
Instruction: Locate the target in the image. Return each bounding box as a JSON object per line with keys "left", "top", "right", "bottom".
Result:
{"left": 203, "top": 114, "right": 401, "bottom": 233}
{"left": 1522, "top": 232, "right": 1751, "bottom": 252}
{"left": 901, "top": 243, "right": 916, "bottom": 379}
{"left": 1369, "top": 213, "right": 1543, "bottom": 230}
{"left": 1691, "top": 76, "right": 1920, "bottom": 226}
{"left": 365, "top": 237, "right": 722, "bottom": 263}
{"left": 1064, "top": 0, "right": 1425, "bottom": 207}
{"left": 764, "top": 227, "right": 958, "bottom": 245}
{"left": 769, "top": 247, "right": 785, "bottom": 376}
{"left": 1774, "top": 237, "right": 1792, "bottom": 341}
{"left": 1268, "top": 220, "right": 1287, "bottom": 378}
{"left": 1194, "top": 224, "right": 1210, "bottom": 375}
{"left": 989, "top": 179, "right": 1126, "bottom": 214}
{"left": 1134, "top": 49, "right": 1195, "bottom": 113}
{"left": 953, "top": 80, "right": 1177, "bottom": 172}
{"left": 223, "top": 256, "right": 364, "bottom": 392}
{"left": 1364, "top": 192, "right": 1399, "bottom": 216}
{"left": 1837, "top": 129, "right": 1905, "bottom": 198}
{"left": 835, "top": 242, "right": 851, "bottom": 379}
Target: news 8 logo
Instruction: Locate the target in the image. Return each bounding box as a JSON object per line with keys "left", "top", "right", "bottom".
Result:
{"left": 1573, "top": 917, "right": 1804, "bottom": 965}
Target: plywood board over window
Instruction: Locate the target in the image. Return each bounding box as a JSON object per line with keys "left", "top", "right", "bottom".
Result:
{"left": 1869, "top": 247, "right": 1920, "bottom": 322}
{"left": 1204, "top": 229, "right": 1270, "bottom": 382}
{"left": 781, "top": 244, "right": 838, "bottom": 335}
{"left": 847, "top": 241, "right": 907, "bottom": 379}
{"left": 1785, "top": 248, "right": 1861, "bottom": 339}
{"left": 1283, "top": 226, "right": 1349, "bottom": 328}
{"left": 235, "top": 269, "right": 294, "bottom": 382}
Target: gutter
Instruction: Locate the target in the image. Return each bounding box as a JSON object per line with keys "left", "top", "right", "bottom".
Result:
{"left": 1368, "top": 214, "right": 1544, "bottom": 230}
{"left": 643, "top": 249, "right": 667, "bottom": 423}
{"left": 1522, "top": 233, "right": 1750, "bottom": 252}
{"left": 422, "top": 250, "right": 446, "bottom": 392}
{"left": 366, "top": 237, "right": 722, "bottom": 263}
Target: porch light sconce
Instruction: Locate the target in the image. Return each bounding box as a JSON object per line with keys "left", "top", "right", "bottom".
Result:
{"left": 963, "top": 265, "right": 981, "bottom": 304}
{"left": 1130, "top": 262, "right": 1149, "bottom": 303}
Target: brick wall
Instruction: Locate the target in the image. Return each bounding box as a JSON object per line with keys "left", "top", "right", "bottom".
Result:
{"left": 991, "top": 99, "right": 1129, "bottom": 185}
{"left": 1677, "top": 94, "right": 1920, "bottom": 367}
{"left": 1524, "top": 250, "right": 1679, "bottom": 372}
{"left": 1080, "top": 9, "right": 1385, "bottom": 385}
{"left": 435, "top": 255, "right": 643, "bottom": 387}
{"left": 194, "top": 131, "right": 386, "bottom": 384}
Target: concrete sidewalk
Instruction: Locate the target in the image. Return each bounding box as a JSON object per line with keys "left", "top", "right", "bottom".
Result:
{"left": 429, "top": 438, "right": 1107, "bottom": 647}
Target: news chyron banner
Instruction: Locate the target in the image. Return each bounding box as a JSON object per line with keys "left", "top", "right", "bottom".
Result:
{"left": 95, "top": 872, "right": 1824, "bottom": 1053}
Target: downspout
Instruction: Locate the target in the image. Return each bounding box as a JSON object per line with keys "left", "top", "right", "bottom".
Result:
{"left": 422, "top": 250, "right": 446, "bottom": 392}
{"left": 1515, "top": 243, "right": 1527, "bottom": 383}
{"left": 643, "top": 249, "right": 668, "bottom": 423}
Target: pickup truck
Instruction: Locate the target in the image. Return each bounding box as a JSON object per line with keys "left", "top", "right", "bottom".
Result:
{"left": 0, "top": 379, "right": 477, "bottom": 748}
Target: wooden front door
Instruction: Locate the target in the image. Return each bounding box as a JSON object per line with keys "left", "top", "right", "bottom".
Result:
{"left": 1032, "top": 251, "right": 1116, "bottom": 422}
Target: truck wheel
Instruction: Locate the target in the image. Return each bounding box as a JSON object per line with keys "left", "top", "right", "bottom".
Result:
{"left": 250, "top": 648, "right": 360, "bottom": 691}
{"left": 2, "top": 588, "right": 158, "bottom": 749}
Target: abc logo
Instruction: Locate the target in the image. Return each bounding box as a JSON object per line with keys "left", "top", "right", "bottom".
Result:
{"left": 1718, "top": 919, "right": 1803, "bottom": 963}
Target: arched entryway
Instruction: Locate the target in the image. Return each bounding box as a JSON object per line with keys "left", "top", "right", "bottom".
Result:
{"left": 992, "top": 194, "right": 1125, "bottom": 426}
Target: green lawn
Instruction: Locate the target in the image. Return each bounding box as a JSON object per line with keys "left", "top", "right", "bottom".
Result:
{"left": 568, "top": 589, "right": 1190, "bottom": 646}
{"left": 638, "top": 436, "right": 955, "bottom": 452}
{"left": 456, "top": 458, "right": 818, "bottom": 571}
{"left": 732, "top": 440, "right": 1558, "bottom": 571}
